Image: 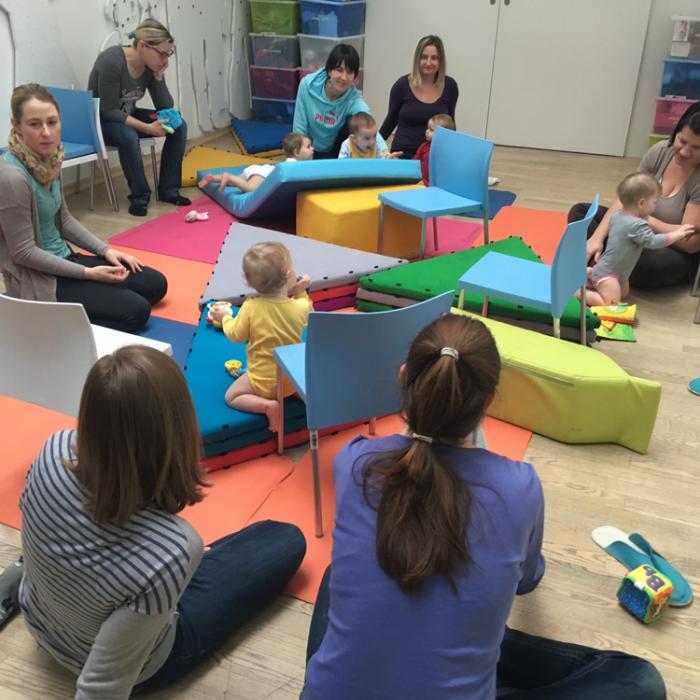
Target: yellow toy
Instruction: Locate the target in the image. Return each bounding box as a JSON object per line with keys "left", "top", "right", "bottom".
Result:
{"left": 224, "top": 359, "right": 244, "bottom": 378}
{"left": 591, "top": 304, "right": 637, "bottom": 324}
{"left": 617, "top": 564, "right": 674, "bottom": 623}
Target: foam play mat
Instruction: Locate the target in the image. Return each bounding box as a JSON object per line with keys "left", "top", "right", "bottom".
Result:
{"left": 201, "top": 222, "right": 407, "bottom": 307}
{"left": 197, "top": 158, "right": 421, "bottom": 219}
{"left": 182, "top": 146, "right": 268, "bottom": 186}
{"left": 137, "top": 317, "right": 196, "bottom": 369}
{"left": 359, "top": 237, "right": 599, "bottom": 331}
{"left": 453, "top": 309, "right": 661, "bottom": 454}
{"left": 231, "top": 118, "right": 291, "bottom": 156}
{"left": 109, "top": 197, "right": 234, "bottom": 264}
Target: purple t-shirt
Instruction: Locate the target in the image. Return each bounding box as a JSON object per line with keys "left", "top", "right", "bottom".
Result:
{"left": 302, "top": 434, "right": 545, "bottom": 700}
{"left": 380, "top": 75, "right": 459, "bottom": 158}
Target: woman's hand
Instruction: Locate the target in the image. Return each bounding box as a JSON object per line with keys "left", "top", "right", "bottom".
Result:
{"left": 84, "top": 265, "right": 130, "bottom": 283}
{"left": 147, "top": 120, "right": 168, "bottom": 138}
{"left": 586, "top": 235, "right": 604, "bottom": 264}
{"left": 104, "top": 248, "right": 143, "bottom": 273}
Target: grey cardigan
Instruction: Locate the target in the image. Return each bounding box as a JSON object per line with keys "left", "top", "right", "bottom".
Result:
{"left": 0, "top": 159, "right": 108, "bottom": 301}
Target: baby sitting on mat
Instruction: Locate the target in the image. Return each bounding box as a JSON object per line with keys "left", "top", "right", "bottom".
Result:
{"left": 208, "top": 242, "right": 312, "bottom": 432}
{"left": 338, "top": 112, "right": 403, "bottom": 159}
{"left": 198, "top": 133, "right": 314, "bottom": 193}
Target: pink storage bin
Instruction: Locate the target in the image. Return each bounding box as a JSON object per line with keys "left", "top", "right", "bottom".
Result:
{"left": 251, "top": 66, "right": 300, "bottom": 99}
{"left": 653, "top": 97, "right": 695, "bottom": 135}
{"left": 298, "top": 66, "right": 364, "bottom": 90}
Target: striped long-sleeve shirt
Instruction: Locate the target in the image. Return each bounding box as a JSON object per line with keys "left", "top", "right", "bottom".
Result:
{"left": 19, "top": 430, "right": 203, "bottom": 698}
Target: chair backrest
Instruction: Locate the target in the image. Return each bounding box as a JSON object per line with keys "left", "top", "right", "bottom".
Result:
{"left": 47, "top": 86, "right": 100, "bottom": 154}
{"left": 550, "top": 195, "right": 599, "bottom": 317}
{"left": 430, "top": 127, "right": 494, "bottom": 204}
{"left": 303, "top": 292, "right": 454, "bottom": 430}
{"left": 0, "top": 295, "right": 97, "bottom": 416}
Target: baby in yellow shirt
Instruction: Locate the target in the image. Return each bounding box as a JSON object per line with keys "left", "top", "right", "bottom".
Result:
{"left": 208, "top": 242, "right": 312, "bottom": 432}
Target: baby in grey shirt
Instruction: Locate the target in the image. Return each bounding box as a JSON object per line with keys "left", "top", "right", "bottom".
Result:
{"left": 583, "top": 172, "right": 695, "bottom": 306}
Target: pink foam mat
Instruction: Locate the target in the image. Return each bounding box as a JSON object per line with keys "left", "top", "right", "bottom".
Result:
{"left": 423, "top": 218, "right": 484, "bottom": 258}
{"left": 108, "top": 197, "right": 235, "bottom": 263}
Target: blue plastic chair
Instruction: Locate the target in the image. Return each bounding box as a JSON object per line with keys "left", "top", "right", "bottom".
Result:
{"left": 377, "top": 128, "right": 494, "bottom": 259}
{"left": 46, "top": 87, "right": 118, "bottom": 211}
{"left": 273, "top": 292, "right": 454, "bottom": 537}
{"left": 457, "top": 197, "right": 599, "bottom": 345}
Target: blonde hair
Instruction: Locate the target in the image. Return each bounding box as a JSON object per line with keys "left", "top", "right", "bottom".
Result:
{"left": 243, "top": 242, "right": 292, "bottom": 295}
{"left": 617, "top": 172, "right": 660, "bottom": 209}
{"left": 130, "top": 17, "right": 174, "bottom": 48}
{"left": 429, "top": 114, "right": 455, "bottom": 131}
{"left": 349, "top": 112, "right": 377, "bottom": 134}
{"left": 410, "top": 35, "right": 446, "bottom": 88}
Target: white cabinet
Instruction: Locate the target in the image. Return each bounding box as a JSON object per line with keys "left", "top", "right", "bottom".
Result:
{"left": 364, "top": 0, "right": 651, "bottom": 156}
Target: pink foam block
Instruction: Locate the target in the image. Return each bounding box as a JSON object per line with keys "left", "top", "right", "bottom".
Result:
{"left": 109, "top": 197, "right": 235, "bottom": 263}
{"left": 423, "top": 218, "right": 484, "bottom": 258}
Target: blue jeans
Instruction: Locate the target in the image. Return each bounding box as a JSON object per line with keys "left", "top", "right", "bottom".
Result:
{"left": 134, "top": 520, "right": 306, "bottom": 693}
{"left": 306, "top": 567, "right": 667, "bottom": 700}
{"left": 101, "top": 108, "right": 187, "bottom": 207}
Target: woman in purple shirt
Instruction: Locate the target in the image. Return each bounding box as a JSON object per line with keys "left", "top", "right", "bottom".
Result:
{"left": 380, "top": 35, "right": 459, "bottom": 159}
{"left": 301, "top": 314, "right": 666, "bottom": 700}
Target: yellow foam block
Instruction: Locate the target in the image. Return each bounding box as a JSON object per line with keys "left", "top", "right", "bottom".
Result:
{"left": 181, "top": 147, "right": 269, "bottom": 186}
{"left": 297, "top": 185, "right": 424, "bottom": 258}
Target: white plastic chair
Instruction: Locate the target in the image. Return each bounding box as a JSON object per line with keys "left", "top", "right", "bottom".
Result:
{"left": 0, "top": 295, "right": 172, "bottom": 416}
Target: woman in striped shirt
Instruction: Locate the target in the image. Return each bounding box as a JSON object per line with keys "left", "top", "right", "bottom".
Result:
{"left": 18, "top": 346, "right": 306, "bottom": 698}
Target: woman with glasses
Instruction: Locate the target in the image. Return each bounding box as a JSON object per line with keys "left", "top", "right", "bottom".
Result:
{"left": 88, "top": 18, "right": 190, "bottom": 216}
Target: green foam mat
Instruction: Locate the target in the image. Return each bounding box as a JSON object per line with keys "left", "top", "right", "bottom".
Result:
{"left": 359, "top": 237, "right": 598, "bottom": 330}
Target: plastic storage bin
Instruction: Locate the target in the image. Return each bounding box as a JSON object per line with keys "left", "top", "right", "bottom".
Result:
{"left": 300, "top": 0, "right": 366, "bottom": 38}
{"left": 298, "top": 66, "right": 363, "bottom": 89}
{"left": 653, "top": 97, "right": 695, "bottom": 135}
{"left": 250, "top": 33, "right": 300, "bottom": 68}
{"left": 250, "top": 0, "right": 300, "bottom": 36}
{"left": 660, "top": 58, "right": 700, "bottom": 101}
{"left": 251, "top": 66, "right": 300, "bottom": 99}
{"left": 299, "top": 33, "right": 364, "bottom": 70}
{"left": 253, "top": 97, "right": 296, "bottom": 123}
{"left": 670, "top": 16, "right": 700, "bottom": 58}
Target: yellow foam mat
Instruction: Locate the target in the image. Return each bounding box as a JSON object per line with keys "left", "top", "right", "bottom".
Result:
{"left": 297, "top": 184, "right": 424, "bottom": 258}
{"left": 181, "top": 147, "right": 269, "bottom": 186}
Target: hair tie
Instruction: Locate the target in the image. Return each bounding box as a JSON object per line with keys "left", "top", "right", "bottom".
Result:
{"left": 128, "top": 30, "right": 136, "bottom": 39}
{"left": 411, "top": 432, "right": 433, "bottom": 444}
{"left": 440, "top": 347, "right": 459, "bottom": 360}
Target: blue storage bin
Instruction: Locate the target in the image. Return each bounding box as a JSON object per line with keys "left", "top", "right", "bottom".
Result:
{"left": 300, "top": 0, "right": 366, "bottom": 38}
{"left": 252, "top": 97, "right": 296, "bottom": 123}
{"left": 661, "top": 58, "right": 700, "bottom": 101}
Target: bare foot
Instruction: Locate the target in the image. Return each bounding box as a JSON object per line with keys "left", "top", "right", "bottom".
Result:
{"left": 265, "top": 400, "right": 281, "bottom": 433}
{"left": 198, "top": 174, "right": 215, "bottom": 188}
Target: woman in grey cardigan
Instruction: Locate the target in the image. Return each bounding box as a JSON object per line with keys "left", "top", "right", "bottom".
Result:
{"left": 0, "top": 83, "right": 167, "bottom": 332}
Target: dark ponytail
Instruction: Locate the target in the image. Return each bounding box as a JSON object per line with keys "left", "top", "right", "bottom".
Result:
{"left": 668, "top": 100, "right": 700, "bottom": 145}
{"left": 362, "top": 314, "right": 500, "bottom": 592}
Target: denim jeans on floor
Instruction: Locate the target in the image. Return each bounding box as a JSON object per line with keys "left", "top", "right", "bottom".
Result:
{"left": 133, "top": 520, "right": 306, "bottom": 694}
{"left": 306, "top": 566, "right": 666, "bottom": 700}
{"left": 101, "top": 108, "right": 187, "bottom": 207}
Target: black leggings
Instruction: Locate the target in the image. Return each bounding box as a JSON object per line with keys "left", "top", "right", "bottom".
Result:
{"left": 568, "top": 202, "right": 699, "bottom": 290}
{"left": 55, "top": 253, "right": 167, "bottom": 332}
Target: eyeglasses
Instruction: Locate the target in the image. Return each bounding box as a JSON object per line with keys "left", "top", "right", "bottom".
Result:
{"left": 146, "top": 45, "right": 175, "bottom": 58}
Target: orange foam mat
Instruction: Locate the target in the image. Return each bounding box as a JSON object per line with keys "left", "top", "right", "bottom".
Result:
{"left": 0, "top": 396, "right": 76, "bottom": 529}
{"left": 114, "top": 246, "right": 213, "bottom": 326}
{"left": 490, "top": 206, "right": 568, "bottom": 264}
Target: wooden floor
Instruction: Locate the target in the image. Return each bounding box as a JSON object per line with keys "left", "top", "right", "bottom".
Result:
{"left": 1, "top": 136, "right": 699, "bottom": 699}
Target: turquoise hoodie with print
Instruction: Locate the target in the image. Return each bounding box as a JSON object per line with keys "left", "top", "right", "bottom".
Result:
{"left": 292, "top": 69, "right": 388, "bottom": 154}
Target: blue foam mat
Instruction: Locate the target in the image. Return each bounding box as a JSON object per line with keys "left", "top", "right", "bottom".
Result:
{"left": 466, "top": 189, "right": 517, "bottom": 220}
{"left": 138, "top": 317, "right": 196, "bottom": 369}
{"left": 231, "top": 118, "right": 291, "bottom": 153}
{"left": 184, "top": 307, "right": 307, "bottom": 456}
{"left": 197, "top": 158, "right": 421, "bottom": 219}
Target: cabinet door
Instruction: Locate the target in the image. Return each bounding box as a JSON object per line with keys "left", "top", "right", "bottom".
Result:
{"left": 486, "top": 0, "right": 651, "bottom": 155}
{"left": 363, "top": 0, "right": 499, "bottom": 137}
{"left": 0, "top": 7, "right": 13, "bottom": 146}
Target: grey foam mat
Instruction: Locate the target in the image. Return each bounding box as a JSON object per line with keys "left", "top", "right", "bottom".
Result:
{"left": 200, "top": 222, "right": 408, "bottom": 307}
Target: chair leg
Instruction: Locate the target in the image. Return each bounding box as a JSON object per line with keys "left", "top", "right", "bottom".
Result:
{"left": 98, "top": 157, "right": 119, "bottom": 212}
{"left": 481, "top": 294, "right": 489, "bottom": 317}
{"left": 692, "top": 261, "right": 700, "bottom": 297}
{"left": 694, "top": 297, "right": 700, "bottom": 324}
{"left": 310, "top": 430, "right": 323, "bottom": 538}
{"left": 89, "top": 161, "right": 96, "bottom": 211}
{"left": 433, "top": 217, "right": 439, "bottom": 252}
{"left": 579, "top": 285, "right": 587, "bottom": 345}
{"left": 276, "top": 365, "right": 285, "bottom": 456}
{"left": 74, "top": 164, "right": 81, "bottom": 194}
{"left": 420, "top": 218, "right": 426, "bottom": 260}
{"left": 458, "top": 289, "right": 465, "bottom": 310}
{"left": 483, "top": 211, "right": 489, "bottom": 245}
{"left": 377, "top": 202, "right": 385, "bottom": 254}
{"left": 150, "top": 145, "right": 159, "bottom": 199}
{"left": 553, "top": 317, "right": 561, "bottom": 339}
{"left": 369, "top": 417, "right": 376, "bottom": 435}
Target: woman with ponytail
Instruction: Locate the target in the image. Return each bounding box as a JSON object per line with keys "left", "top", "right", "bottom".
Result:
{"left": 301, "top": 314, "right": 666, "bottom": 699}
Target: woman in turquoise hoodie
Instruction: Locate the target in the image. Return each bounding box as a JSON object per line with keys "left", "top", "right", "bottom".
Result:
{"left": 293, "top": 44, "right": 388, "bottom": 159}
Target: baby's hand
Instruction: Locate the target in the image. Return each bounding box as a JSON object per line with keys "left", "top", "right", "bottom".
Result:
{"left": 673, "top": 224, "right": 697, "bottom": 240}
{"left": 383, "top": 151, "right": 404, "bottom": 159}
{"left": 289, "top": 274, "right": 311, "bottom": 296}
{"left": 198, "top": 173, "right": 216, "bottom": 189}
{"left": 209, "top": 302, "right": 232, "bottom": 322}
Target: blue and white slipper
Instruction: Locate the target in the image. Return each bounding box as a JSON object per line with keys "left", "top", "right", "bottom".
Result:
{"left": 592, "top": 526, "right": 693, "bottom": 607}
{"left": 689, "top": 377, "right": 700, "bottom": 396}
